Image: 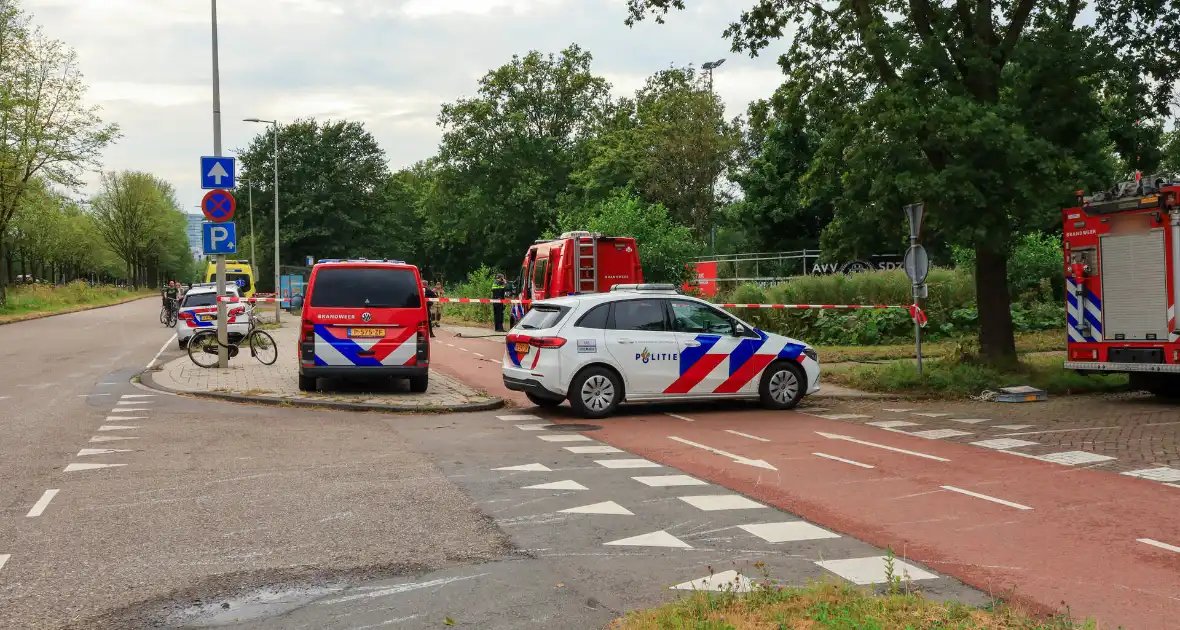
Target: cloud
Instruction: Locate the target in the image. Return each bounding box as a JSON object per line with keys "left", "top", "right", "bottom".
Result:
{"left": 25, "top": 0, "right": 789, "bottom": 211}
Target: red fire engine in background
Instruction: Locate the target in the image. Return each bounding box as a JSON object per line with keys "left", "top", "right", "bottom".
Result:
{"left": 1063, "top": 174, "right": 1180, "bottom": 397}
{"left": 510, "top": 231, "right": 644, "bottom": 325}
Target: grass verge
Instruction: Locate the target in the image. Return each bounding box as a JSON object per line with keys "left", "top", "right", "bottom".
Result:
{"left": 818, "top": 330, "right": 1064, "bottom": 364}
{"left": 612, "top": 575, "right": 1093, "bottom": 629}
{"left": 824, "top": 354, "right": 1127, "bottom": 398}
{"left": 0, "top": 282, "right": 154, "bottom": 323}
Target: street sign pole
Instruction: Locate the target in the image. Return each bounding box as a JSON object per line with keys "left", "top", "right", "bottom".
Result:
{"left": 904, "top": 202, "right": 926, "bottom": 375}
{"left": 210, "top": 0, "right": 227, "bottom": 369}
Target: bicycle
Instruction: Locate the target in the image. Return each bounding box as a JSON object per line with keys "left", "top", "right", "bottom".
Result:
{"left": 159, "top": 297, "right": 179, "bottom": 327}
{"left": 186, "top": 304, "right": 278, "bottom": 368}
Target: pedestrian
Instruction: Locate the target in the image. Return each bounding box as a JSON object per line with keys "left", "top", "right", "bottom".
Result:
{"left": 491, "top": 274, "right": 507, "bottom": 332}
{"left": 422, "top": 280, "right": 437, "bottom": 338}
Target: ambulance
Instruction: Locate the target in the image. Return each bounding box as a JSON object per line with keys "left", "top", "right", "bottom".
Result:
{"left": 510, "top": 231, "right": 644, "bottom": 326}
{"left": 204, "top": 260, "right": 256, "bottom": 299}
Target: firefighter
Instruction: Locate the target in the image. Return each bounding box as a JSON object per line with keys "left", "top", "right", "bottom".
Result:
{"left": 491, "top": 274, "right": 507, "bottom": 332}
{"left": 422, "top": 280, "right": 437, "bottom": 338}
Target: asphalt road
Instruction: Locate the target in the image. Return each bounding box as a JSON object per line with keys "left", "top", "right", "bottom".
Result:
{"left": 1, "top": 300, "right": 987, "bottom": 629}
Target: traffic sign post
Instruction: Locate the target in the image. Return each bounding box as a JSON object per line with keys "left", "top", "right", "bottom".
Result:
{"left": 201, "top": 156, "right": 236, "bottom": 189}
{"left": 903, "top": 202, "right": 927, "bottom": 374}
{"left": 201, "top": 189, "right": 236, "bottom": 222}
{"left": 201, "top": 222, "right": 237, "bottom": 255}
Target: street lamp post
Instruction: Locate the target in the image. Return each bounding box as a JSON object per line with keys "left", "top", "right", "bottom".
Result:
{"left": 211, "top": 0, "right": 228, "bottom": 368}
{"left": 244, "top": 117, "right": 280, "bottom": 323}
{"left": 700, "top": 58, "right": 725, "bottom": 253}
{"left": 247, "top": 177, "right": 257, "bottom": 277}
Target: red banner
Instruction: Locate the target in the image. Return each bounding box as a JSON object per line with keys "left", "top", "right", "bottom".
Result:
{"left": 682, "top": 261, "right": 718, "bottom": 297}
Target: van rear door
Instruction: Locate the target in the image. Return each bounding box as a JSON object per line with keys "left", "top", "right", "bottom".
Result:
{"left": 307, "top": 266, "right": 424, "bottom": 367}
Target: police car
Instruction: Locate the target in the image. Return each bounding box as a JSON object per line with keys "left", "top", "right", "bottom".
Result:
{"left": 502, "top": 284, "right": 820, "bottom": 418}
{"left": 174, "top": 284, "right": 250, "bottom": 348}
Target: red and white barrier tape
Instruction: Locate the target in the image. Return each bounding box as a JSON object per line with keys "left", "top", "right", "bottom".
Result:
{"left": 427, "top": 297, "right": 927, "bottom": 324}
{"left": 217, "top": 296, "right": 279, "bottom": 303}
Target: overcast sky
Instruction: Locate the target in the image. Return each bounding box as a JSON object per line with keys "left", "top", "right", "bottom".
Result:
{"left": 26, "top": 0, "right": 788, "bottom": 214}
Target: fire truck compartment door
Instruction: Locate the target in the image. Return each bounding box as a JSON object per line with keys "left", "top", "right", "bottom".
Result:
{"left": 1100, "top": 229, "right": 1170, "bottom": 341}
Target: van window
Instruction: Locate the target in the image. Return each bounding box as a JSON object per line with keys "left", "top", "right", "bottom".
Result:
{"left": 310, "top": 267, "right": 421, "bottom": 308}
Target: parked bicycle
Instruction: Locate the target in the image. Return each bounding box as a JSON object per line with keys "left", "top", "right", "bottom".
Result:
{"left": 159, "top": 297, "right": 179, "bottom": 328}
{"left": 186, "top": 304, "right": 278, "bottom": 368}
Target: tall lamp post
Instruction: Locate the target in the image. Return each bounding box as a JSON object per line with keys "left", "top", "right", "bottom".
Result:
{"left": 244, "top": 117, "right": 280, "bottom": 322}
{"left": 210, "top": 0, "right": 228, "bottom": 368}
{"left": 700, "top": 58, "right": 725, "bottom": 253}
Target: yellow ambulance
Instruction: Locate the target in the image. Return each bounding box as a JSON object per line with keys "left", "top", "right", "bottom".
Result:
{"left": 204, "top": 260, "right": 256, "bottom": 299}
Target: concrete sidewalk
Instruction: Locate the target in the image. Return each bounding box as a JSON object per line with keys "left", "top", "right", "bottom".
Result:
{"left": 146, "top": 320, "right": 502, "bottom": 412}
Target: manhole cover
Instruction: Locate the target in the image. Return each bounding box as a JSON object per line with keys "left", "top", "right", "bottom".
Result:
{"left": 544, "top": 423, "right": 601, "bottom": 432}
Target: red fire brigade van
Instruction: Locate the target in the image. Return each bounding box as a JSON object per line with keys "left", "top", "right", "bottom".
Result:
{"left": 1063, "top": 174, "right": 1179, "bottom": 398}
{"left": 510, "top": 231, "right": 643, "bottom": 325}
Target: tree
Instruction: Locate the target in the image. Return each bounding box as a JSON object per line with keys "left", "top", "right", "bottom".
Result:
{"left": 573, "top": 66, "right": 740, "bottom": 237}
{"left": 0, "top": 0, "right": 118, "bottom": 303}
{"left": 91, "top": 171, "right": 187, "bottom": 287}
{"left": 624, "top": 0, "right": 1169, "bottom": 363}
{"left": 237, "top": 119, "right": 393, "bottom": 290}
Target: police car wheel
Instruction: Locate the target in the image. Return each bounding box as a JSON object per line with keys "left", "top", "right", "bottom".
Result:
{"left": 568, "top": 367, "right": 621, "bottom": 418}
{"left": 526, "top": 392, "right": 563, "bottom": 408}
{"left": 759, "top": 361, "right": 804, "bottom": 410}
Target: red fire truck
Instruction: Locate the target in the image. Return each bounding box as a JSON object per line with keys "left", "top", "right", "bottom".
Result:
{"left": 510, "top": 231, "right": 644, "bottom": 325}
{"left": 1063, "top": 174, "right": 1179, "bottom": 397}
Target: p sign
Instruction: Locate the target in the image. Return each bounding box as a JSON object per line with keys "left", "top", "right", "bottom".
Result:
{"left": 202, "top": 221, "right": 238, "bottom": 255}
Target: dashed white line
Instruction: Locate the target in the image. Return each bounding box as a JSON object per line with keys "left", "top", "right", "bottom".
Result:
{"left": 666, "top": 413, "right": 695, "bottom": 422}
{"left": 145, "top": 334, "right": 177, "bottom": 370}
{"left": 0, "top": 554, "right": 8, "bottom": 571}
{"left": 940, "top": 485, "right": 1032, "bottom": 510}
{"left": 815, "top": 431, "right": 950, "bottom": 462}
{"left": 812, "top": 452, "right": 874, "bottom": 469}
{"left": 473, "top": 352, "right": 485, "bottom": 357}
{"left": 1138, "top": 538, "right": 1180, "bottom": 554}
{"left": 725, "top": 429, "right": 769, "bottom": 442}
{"left": 26, "top": 489, "right": 59, "bottom": 517}
{"left": 459, "top": 347, "right": 470, "bottom": 352}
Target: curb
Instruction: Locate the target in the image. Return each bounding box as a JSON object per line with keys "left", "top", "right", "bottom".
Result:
{"left": 0, "top": 294, "right": 154, "bottom": 326}
{"left": 137, "top": 369, "right": 505, "bottom": 414}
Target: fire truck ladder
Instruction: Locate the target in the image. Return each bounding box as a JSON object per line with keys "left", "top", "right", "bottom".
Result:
{"left": 577, "top": 234, "right": 598, "bottom": 293}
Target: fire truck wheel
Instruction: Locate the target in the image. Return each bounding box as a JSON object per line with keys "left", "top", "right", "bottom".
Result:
{"left": 568, "top": 366, "right": 622, "bottom": 419}
{"left": 526, "top": 392, "right": 564, "bottom": 408}
{"left": 759, "top": 361, "right": 805, "bottom": 410}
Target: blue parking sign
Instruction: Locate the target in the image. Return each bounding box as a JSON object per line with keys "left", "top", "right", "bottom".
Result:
{"left": 202, "top": 221, "right": 237, "bottom": 255}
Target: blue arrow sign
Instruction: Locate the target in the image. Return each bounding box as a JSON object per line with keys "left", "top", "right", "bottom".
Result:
{"left": 202, "top": 221, "right": 237, "bottom": 255}
{"left": 200, "top": 156, "right": 236, "bottom": 190}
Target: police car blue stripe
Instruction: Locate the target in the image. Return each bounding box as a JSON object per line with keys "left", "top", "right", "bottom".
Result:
{"left": 680, "top": 335, "right": 721, "bottom": 376}
{"left": 728, "top": 329, "right": 769, "bottom": 376}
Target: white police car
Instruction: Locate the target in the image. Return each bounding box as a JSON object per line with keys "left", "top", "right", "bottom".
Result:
{"left": 502, "top": 284, "right": 820, "bottom": 418}
{"left": 174, "top": 284, "right": 249, "bottom": 348}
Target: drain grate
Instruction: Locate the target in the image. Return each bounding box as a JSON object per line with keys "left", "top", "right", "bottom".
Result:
{"left": 543, "top": 423, "right": 601, "bottom": 432}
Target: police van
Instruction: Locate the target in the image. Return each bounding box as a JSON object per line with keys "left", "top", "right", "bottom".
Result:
{"left": 204, "top": 260, "right": 255, "bottom": 299}
{"left": 502, "top": 284, "right": 820, "bottom": 418}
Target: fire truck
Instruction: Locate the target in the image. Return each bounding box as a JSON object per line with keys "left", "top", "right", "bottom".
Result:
{"left": 1063, "top": 174, "right": 1180, "bottom": 397}
{"left": 510, "top": 231, "right": 644, "bottom": 325}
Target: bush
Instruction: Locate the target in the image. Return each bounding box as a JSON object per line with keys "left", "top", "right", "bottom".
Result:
{"left": 440, "top": 265, "right": 497, "bottom": 324}
{"left": 952, "top": 232, "right": 1063, "bottom": 302}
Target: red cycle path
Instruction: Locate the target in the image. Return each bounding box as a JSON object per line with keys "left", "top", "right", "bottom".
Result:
{"left": 581, "top": 410, "right": 1180, "bottom": 628}
{"left": 430, "top": 330, "right": 1180, "bottom": 627}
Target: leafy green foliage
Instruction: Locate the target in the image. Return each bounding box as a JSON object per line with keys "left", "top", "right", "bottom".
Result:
{"left": 439, "top": 265, "right": 497, "bottom": 324}
{"left": 90, "top": 171, "right": 196, "bottom": 287}
{"left": 953, "top": 233, "right": 1064, "bottom": 302}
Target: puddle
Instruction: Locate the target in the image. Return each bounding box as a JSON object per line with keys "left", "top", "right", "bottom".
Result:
{"left": 166, "top": 584, "right": 342, "bottom": 627}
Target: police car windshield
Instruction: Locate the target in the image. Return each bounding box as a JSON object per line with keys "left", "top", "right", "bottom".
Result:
{"left": 183, "top": 293, "right": 217, "bottom": 307}
{"left": 310, "top": 267, "right": 422, "bottom": 309}
{"left": 517, "top": 305, "right": 568, "bottom": 330}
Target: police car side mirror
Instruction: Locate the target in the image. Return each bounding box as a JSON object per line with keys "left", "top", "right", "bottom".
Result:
{"left": 734, "top": 323, "right": 748, "bottom": 337}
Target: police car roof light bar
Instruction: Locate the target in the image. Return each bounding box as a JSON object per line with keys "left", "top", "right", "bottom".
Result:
{"left": 610, "top": 283, "right": 680, "bottom": 293}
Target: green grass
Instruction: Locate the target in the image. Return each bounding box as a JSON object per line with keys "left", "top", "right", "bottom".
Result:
{"left": 818, "top": 330, "right": 1065, "bottom": 364}
{"left": 824, "top": 354, "right": 1128, "bottom": 398}
{"left": 0, "top": 281, "right": 153, "bottom": 320}
{"left": 612, "top": 577, "right": 1094, "bottom": 630}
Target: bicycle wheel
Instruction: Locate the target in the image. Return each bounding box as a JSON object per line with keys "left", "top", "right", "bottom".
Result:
{"left": 167, "top": 308, "right": 178, "bottom": 328}
{"left": 248, "top": 330, "right": 278, "bottom": 365}
{"left": 187, "top": 330, "right": 222, "bottom": 368}
{"left": 159, "top": 306, "right": 168, "bottom": 325}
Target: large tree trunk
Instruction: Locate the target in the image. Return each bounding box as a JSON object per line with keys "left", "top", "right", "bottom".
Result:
{"left": 975, "top": 243, "right": 1018, "bottom": 364}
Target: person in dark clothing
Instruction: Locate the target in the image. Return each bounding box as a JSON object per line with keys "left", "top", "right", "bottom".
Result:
{"left": 422, "top": 280, "right": 437, "bottom": 338}
{"left": 491, "top": 274, "right": 507, "bottom": 332}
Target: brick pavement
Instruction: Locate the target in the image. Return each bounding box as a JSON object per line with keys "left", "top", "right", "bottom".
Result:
{"left": 151, "top": 321, "right": 499, "bottom": 410}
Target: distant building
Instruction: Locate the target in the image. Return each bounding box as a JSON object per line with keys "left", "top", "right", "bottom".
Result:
{"left": 185, "top": 213, "right": 204, "bottom": 260}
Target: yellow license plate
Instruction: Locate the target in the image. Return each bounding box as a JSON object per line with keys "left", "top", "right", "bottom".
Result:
{"left": 349, "top": 328, "right": 384, "bottom": 338}
{"left": 197, "top": 314, "right": 215, "bottom": 322}
{"left": 515, "top": 342, "right": 530, "bottom": 354}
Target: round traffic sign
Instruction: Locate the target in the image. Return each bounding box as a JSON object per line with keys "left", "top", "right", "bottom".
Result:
{"left": 904, "top": 245, "right": 929, "bottom": 284}
{"left": 202, "top": 189, "right": 236, "bottom": 222}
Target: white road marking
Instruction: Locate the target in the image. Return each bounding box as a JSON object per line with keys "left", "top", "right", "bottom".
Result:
{"left": 318, "top": 574, "right": 489, "bottom": 605}
{"left": 910, "top": 429, "right": 972, "bottom": 439}
{"left": 0, "top": 554, "right": 8, "bottom": 571}
{"left": 883, "top": 408, "right": 914, "bottom": 412}
{"left": 515, "top": 424, "right": 550, "bottom": 431}
{"left": 64, "top": 463, "right": 127, "bottom": 472}
{"left": 97, "top": 382, "right": 117, "bottom": 386}
{"left": 1036, "top": 451, "right": 1115, "bottom": 466}
{"left": 145, "top": 334, "right": 177, "bottom": 370}
{"left": 98, "top": 425, "right": 139, "bottom": 431}
{"left": 473, "top": 352, "right": 485, "bottom": 357}
{"left": 498, "top": 414, "right": 541, "bottom": 421}
{"left": 950, "top": 418, "right": 991, "bottom": 424}
{"left": 444, "top": 343, "right": 454, "bottom": 347}
{"left": 105, "top": 416, "right": 145, "bottom": 421}
{"left": 671, "top": 570, "right": 752, "bottom": 592}
{"left": 538, "top": 435, "right": 591, "bottom": 442}
{"left": 812, "top": 452, "right": 874, "bottom": 469}
{"left": 605, "top": 530, "right": 691, "bottom": 548}
{"left": 725, "top": 429, "right": 769, "bottom": 442}
{"left": 1121, "top": 467, "right": 1180, "bottom": 483}
{"left": 77, "top": 393, "right": 112, "bottom": 397}
{"left": 89, "top": 436, "right": 138, "bottom": 443}
{"left": 1138, "top": 538, "right": 1180, "bottom": 554}
{"left": 678, "top": 495, "right": 768, "bottom": 512}
{"left": 594, "top": 458, "right": 662, "bottom": 469}
{"left": 522, "top": 480, "right": 587, "bottom": 490}
{"left": 0, "top": 396, "right": 9, "bottom": 400}
{"left": 940, "top": 485, "right": 1032, "bottom": 510}
{"left": 115, "top": 400, "right": 151, "bottom": 406}
{"left": 816, "top": 414, "right": 872, "bottom": 420}
{"left": 816, "top": 556, "right": 938, "bottom": 585}
{"left": 993, "top": 424, "right": 1034, "bottom": 430}
{"left": 668, "top": 436, "right": 776, "bottom": 470}
{"left": 866, "top": 420, "right": 919, "bottom": 429}
{"left": 913, "top": 412, "right": 950, "bottom": 418}
{"left": 493, "top": 463, "right": 551, "bottom": 472}
{"left": 970, "top": 438, "right": 1038, "bottom": 450}
{"left": 559, "top": 501, "right": 633, "bottom": 515}
{"left": 77, "top": 448, "right": 132, "bottom": 456}
{"left": 1003, "top": 426, "right": 1117, "bottom": 436}
{"left": 120, "top": 394, "right": 155, "bottom": 399}
{"left": 108, "top": 408, "right": 150, "bottom": 412}
{"left": 564, "top": 445, "right": 622, "bottom": 454}
{"left": 26, "top": 489, "right": 59, "bottom": 517}
{"left": 739, "top": 521, "right": 840, "bottom": 543}
{"left": 632, "top": 475, "right": 708, "bottom": 487}
{"left": 459, "top": 347, "right": 470, "bottom": 352}
{"left": 666, "top": 413, "right": 695, "bottom": 422}
{"left": 814, "top": 431, "right": 950, "bottom": 462}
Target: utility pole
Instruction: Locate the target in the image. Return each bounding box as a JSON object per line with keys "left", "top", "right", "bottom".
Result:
{"left": 211, "top": 0, "right": 228, "bottom": 368}
{"left": 700, "top": 58, "right": 725, "bottom": 253}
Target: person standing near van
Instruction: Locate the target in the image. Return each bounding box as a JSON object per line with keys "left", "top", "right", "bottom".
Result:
{"left": 491, "top": 274, "right": 507, "bottom": 332}
{"left": 422, "top": 280, "right": 437, "bottom": 337}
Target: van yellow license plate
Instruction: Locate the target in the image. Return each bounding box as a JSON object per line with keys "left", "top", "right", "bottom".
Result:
{"left": 348, "top": 328, "right": 384, "bottom": 338}
{"left": 515, "top": 342, "right": 530, "bottom": 354}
